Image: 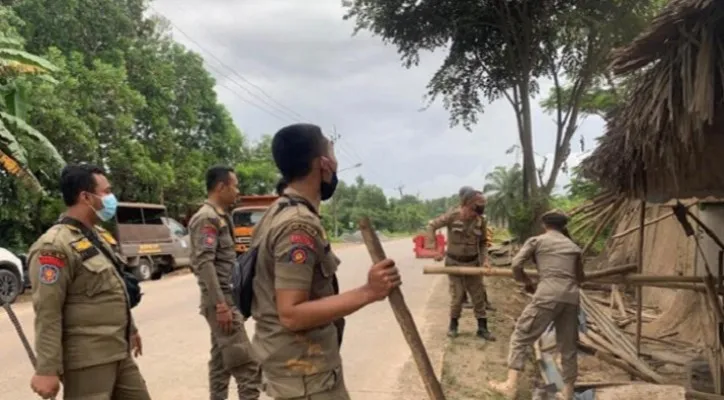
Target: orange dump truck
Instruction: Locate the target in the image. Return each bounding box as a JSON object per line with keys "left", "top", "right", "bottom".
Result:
{"left": 232, "top": 195, "right": 279, "bottom": 254}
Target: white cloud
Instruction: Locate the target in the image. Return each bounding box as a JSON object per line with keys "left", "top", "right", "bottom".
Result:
{"left": 152, "top": 0, "right": 605, "bottom": 199}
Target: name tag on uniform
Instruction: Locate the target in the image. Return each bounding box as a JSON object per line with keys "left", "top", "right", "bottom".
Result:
{"left": 70, "top": 238, "right": 99, "bottom": 260}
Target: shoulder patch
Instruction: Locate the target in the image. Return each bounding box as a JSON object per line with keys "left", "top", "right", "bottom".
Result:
{"left": 290, "top": 232, "right": 316, "bottom": 249}
{"left": 70, "top": 237, "right": 100, "bottom": 260}
{"left": 100, "top": 231, "right": 117, "bottom": 245}
{"left": 38, "top": 251, "right": 66, "bottom": 268}
{"left": 39, "top": 264, "right": 60, "bottom": 285}
{"left": 289, "top": 246, "right": 309, "bottom": 264}
{"left": 201, "top": 225, "right": 218, "bottom": 249}
{"left": 70, "top": 238, "right": 92, "bottom": 252}
{"left": 287, "top": 222, "right": 319, "bottom": 239}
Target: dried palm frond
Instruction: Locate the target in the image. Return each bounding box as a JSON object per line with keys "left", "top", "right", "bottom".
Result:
{"left": 582, "top": 0, "right": 724, "bottom": 200}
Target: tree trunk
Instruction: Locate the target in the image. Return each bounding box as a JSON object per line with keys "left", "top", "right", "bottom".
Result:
{"left": 518, "top": 82, "right": 538, "bottom": 200}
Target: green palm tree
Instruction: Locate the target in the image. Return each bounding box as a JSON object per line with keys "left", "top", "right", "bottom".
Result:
{"left": 0, "top": 32, "right": 64, "bottom": 193}
{"left": 483, "top": 164, "right": 523, "bottom": 227}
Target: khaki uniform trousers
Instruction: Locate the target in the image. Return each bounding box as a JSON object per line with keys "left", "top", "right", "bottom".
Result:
{"left": 508, "top": 300, "right": 579, "bottom": 383}
{"left": 269, "top": 367, "right": 350, "bottom": 400}
{"left": 445, "top": 258, "right": 487, "bottom": 319}
{"left": 62, "top": 356, "right": 150, "bottom": 400}
{"left": 203, "top": 305, "right": 261, "bottom": 400}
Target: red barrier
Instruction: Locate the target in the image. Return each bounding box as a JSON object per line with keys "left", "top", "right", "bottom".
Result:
{"left": 412, "top": 233, "right": 446, "bottom": 258}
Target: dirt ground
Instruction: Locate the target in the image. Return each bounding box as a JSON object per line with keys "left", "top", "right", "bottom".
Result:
{"left": 433, "top": 277, "right": 642, "bottom": 400}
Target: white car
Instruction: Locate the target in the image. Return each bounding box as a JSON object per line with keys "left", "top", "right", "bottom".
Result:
{"left": 0, "top": 247, "right": 25, "bottom": 304}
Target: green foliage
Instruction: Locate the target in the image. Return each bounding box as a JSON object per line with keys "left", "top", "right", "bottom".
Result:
{"left": 483, "top": 164, "right": 523, "bottom": 227}
{"left": 0, "top": 1, "right": 278, "bottom": 251}
{"left": 343, "top": 0, "right": 664, "bottom": 201}
{"left": 319, "top": 177, "right": 461, "bottom": 238}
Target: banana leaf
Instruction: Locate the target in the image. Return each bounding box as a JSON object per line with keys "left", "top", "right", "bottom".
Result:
{"left": 0, "top": 112, "right": 65, "bottom": 167}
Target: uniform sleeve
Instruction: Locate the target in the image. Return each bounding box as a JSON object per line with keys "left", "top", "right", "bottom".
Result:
{"left": 273, "top": 221, "right": 323, "bottom": 290}
{"left": 425, "top": 211, "right": 453, "bottom": 248}
{"left": 29, "top": 244, "right": 72, "bottom": 376}
{"left": 130, "top": 314, "right": 139, "bottom": 334}
{"left": 512, "top": 237, "right": 538, "bottom": 272}
{"left": 190, "top": 216, "right": 225, "bottom": 306}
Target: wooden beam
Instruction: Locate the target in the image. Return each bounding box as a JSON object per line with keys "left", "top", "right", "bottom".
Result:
{"left": 358, "top": 217, "right": 446, "bottom": 400}
{"left": 636, "top": 200, "right": 646, "bottom": 359}
{"left": 422, "top": 264, "right": 637, "bottom": 281}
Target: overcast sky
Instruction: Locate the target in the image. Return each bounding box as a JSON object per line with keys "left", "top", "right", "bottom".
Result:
{"left": 151, "top": 0, "right": 605, "bottom": 200}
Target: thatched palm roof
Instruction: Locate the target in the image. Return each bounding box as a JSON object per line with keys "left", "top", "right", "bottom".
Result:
{"left": 581, "top": 0, "right": 724, "bottom": 202}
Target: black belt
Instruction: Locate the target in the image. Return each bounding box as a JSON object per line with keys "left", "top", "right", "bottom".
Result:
{"left": 446, "top": 254, "right": 479, "bottom": 263}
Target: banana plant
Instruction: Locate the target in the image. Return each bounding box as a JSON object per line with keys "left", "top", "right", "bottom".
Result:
{"left": 0, "top": 32, "right": 64, "bottom": 194}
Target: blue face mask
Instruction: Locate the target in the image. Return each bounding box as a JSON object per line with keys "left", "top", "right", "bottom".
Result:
{"left": 92, "top": 193, "right": 118, "bottom": 222}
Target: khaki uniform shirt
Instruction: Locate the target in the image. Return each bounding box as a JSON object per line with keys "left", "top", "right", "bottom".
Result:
{"left": 512, "top": 231, "right": 582, "bottom": 304}
{"left": 28, "top": 223, "right": 135, "bottom": 375}
{"left": 189, "top": 202, "right": 236, "bottom": 308}
{"left": 251, "top": 189, "right": 341, "bottom": 379}
{"left": 426, "top": 207, "right": 488, "bottom": 265}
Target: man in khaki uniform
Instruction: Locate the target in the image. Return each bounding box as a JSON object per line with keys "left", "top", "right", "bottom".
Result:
{"left": 251, "top": 123, "right": 401, "bottom": 400}
{"left": 489, "top": 210, "right": 584, "bottom": 400}
{"left": 28, "top": 164, "right": 149, "bottom": 400}
{"left": 426, "top": 186, "right": 495, "bottom": 340}
{"left": 189, "top": 166, "right": 261, "bottom": 400}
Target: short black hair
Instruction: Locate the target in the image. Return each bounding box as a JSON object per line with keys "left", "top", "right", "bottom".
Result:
{"left": 271, "top": 123, "right": 328, "bottom": 182}
{"left": 60, "top": 164, "right": 106, "bottom": 206}
{"left": 206, "top": 165, "right": 235, "bottom": 193}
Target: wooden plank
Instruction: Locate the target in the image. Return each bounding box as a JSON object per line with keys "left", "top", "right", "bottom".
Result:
{"left": 358, "top": 217, "right": 446, "bottom": 400}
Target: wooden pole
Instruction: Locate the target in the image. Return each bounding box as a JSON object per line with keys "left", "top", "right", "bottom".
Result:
{"left": 358, "top": 217, "right": 446, "bottom": 400}
{"left": 422, "top": 264, "right": 637, "bottom": 281}
{"left": 636, "top": 200, "right": 646, "bottom": 359}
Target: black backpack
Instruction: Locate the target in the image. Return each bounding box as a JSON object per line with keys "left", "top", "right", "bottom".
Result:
{"left": 232, "top": 196, "right": 300, "bottom": 319}
{"left": 231, "top": 196, "right": 343, "bottom": 329}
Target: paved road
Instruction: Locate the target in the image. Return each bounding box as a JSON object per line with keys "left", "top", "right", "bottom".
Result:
{"left": 1, "top": 239, "right": 445, "bottom": 400}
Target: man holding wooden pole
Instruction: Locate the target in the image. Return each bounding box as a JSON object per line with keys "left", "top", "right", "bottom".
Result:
{"left": 249, "top": 123, "right": 402, "bottom": 400}
{"left": 426, "top": 186, "right": 495, "bottom": 340}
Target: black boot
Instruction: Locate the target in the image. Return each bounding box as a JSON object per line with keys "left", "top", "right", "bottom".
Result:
{"left": 448, "top": 318, "right": 459, "bottom": 338}
{"left": 477, "top": 318, "right": 496, "bottom": 341}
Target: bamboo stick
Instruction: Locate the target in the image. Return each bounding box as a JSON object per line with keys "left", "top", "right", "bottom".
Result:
{"left": 422, "top": 264, "right": 637, "bottom": 281}
{"left": 358, "top": 217, "right": 446, "bottom": 400}
{"left": 611, "top": 200, "right": 698, "bottom": 240}
{"left": 636, "top": 200, "right": 646, "bottom": 359}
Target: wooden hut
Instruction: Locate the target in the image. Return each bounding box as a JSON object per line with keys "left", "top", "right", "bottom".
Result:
{"left": 580, "top": 0, "right": 724, "bottom": 396}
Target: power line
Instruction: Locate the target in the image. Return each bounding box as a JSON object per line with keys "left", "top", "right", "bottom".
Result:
{"left": 150, "top": 5, "right": 306, "bottom": 122}
{"left": 150, "top": 5, "right": 385, "bottom": 186}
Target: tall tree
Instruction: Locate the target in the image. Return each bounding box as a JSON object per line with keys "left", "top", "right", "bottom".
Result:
{"left": 343, "top": 0, "right": 661, "bottom": 206}
{"left": 483, "top": 164, "right": 523, "bottom": 227}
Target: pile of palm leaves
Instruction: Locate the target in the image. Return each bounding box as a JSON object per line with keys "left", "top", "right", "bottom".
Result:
{"left": 581, "top": 0, "right": 724, "bottom": 200}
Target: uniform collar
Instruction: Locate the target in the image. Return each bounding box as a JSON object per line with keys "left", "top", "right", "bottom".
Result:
{"left": 204, "top": 200, "right": 227, "bottom": 216}
{"left": 283, "top": 187, "right": 319, "bottom": 215}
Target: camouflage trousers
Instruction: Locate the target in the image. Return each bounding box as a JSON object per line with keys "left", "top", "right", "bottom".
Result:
{"left": 508, "top": 300, "right": 579, "bottom": 383}
{"left": 203, "top": 305, "right": 262, "bottom": 400}
{"left": 62, "top": 356, "right": 151, "bottom": 400}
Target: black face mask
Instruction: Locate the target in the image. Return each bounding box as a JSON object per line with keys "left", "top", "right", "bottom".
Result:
{"left": 321, "top": 172, "right": 338, "bottom": 201}
{"left": 474, "top": 205, "right": 485, "bottom": 215}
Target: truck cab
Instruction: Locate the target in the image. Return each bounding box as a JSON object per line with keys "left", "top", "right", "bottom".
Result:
{"left": 113, "top": 202, "right": 192, "bottom": 281}
{"left": 232, "top": 195, "right": 278, "bottom": 254}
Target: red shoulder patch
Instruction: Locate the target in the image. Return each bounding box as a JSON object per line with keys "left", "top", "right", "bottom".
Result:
{"left": 38, "top": 251, "right": 66, "bottom": 268}
{"left": 290, "top": 233, "right": 315, "bottom": 249}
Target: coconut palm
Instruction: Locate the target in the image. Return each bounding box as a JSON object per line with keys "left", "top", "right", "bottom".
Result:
{"left": 0, "top": 31, "right": 64, "bottom": 193}
{"left": 483, "top": 164, "right": 523, "bottom": 227}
